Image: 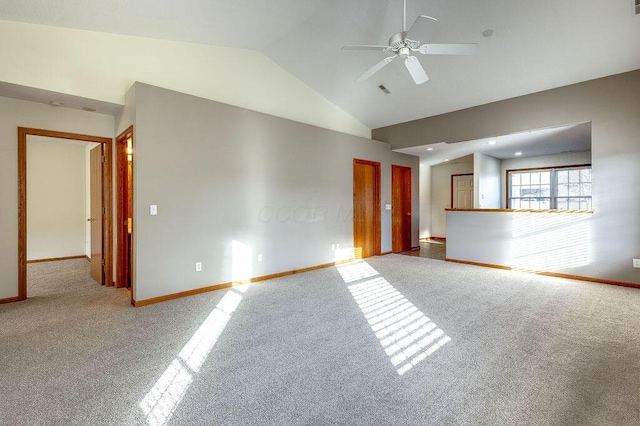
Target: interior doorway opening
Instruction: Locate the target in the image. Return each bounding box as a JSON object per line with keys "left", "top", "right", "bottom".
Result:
{"left": 18, "top": 128, "right": 113, "bottom": 301}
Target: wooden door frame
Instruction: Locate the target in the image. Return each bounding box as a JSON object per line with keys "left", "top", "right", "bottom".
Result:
{"left": 392, "top": 164, "right": 412, "bottom": 252}
{"left": 450, "top": 173, "right": 474, "bottom": 208}
{"left": 115, "top": 126, "right": 133, "bottom": 302}
{"left": 353, "top": 159, "right": 381, "bottom": 258}
{"left": 18, "top": 128, "right": 113, "bottom": 301}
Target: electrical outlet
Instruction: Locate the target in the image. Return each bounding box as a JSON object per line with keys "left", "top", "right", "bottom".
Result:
{"left": 257, "top": 254, "right": 263, "bottom": 262}
{"left": 633, "top": 259, "right": 640, "bottom": 268}
{"left": 195, "top": 262, "right": 202, "bottom": 272}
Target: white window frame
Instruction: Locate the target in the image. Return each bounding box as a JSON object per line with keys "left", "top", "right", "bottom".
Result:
{"left": 507, "top": 165, "right": 592, "bottom": 210}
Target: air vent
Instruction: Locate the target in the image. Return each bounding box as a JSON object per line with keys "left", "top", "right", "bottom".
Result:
{"left": 378, "top": 84, "right": 391, "bottom": 94}
{"left": 636, "top": 0, "right": 640, "bottom": 15}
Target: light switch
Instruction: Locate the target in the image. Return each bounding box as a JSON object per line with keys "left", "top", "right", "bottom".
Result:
{"left": 150, "top": 205, "right": 158, "bottom": 215}
{"left": 385, "top": 204, "right": 392, "bottom": 210}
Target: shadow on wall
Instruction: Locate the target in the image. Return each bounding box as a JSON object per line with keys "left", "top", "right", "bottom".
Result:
{"left": 510, "top": 213, "right": 591, "bottom": 271}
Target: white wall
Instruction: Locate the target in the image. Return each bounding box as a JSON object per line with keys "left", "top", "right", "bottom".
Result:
{"left": 419, "top": 164, "right": 431, "bottom": 239}
{"left": 0, "top": 96, "right": 114, "bottom": 299}
{"left": 0, "top": 19, "right": 370, "bottom": 139}
{"left": 447, "top": 210, "right": 594, "bottom": 274}
{"left": 27, "top": 137, "right": 87, "bottom": 260}
{"left": 474, "top": 153, "right": 502, "bottom": 209}
{"left": 430, "top": 156, "right": 474, "bottom": 238}
{"left": 500, "top": 151, "right": 592, "bottom": 208}
{"left": 130, "top": 83, "right": 418, "bottom": 302}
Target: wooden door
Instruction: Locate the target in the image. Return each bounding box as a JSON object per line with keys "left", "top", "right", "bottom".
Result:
{"left": 353, "top": 159, "right": 380, "bottom": 259}
{"left": 452, "top": 174, "right": 474, "bottom": 208}
{"left": 392, "top": 165, "right": 412, "bottom": 252}
{"left": 89, "top": 145, "right": 103, "bottom": 284}
{"left": 116, "top": 128, "right": 133, "bottom": 290}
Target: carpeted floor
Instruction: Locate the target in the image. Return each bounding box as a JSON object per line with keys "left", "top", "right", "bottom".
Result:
{"left": 1, "top": 256, "right": 639, "bottom": 425}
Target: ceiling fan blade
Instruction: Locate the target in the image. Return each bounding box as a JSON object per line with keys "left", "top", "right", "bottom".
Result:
{"left": 356, "top": 55, "right": 396, "bottom": 82}
{"left": 341, "top": 45, "right": 389, "bottom": 51}
{"left": 406, "top": 15, "right": 438, "bottom": 40}
{"left": 418, "top": 43, "right": 478, "bottom": 55}
{"left": 404, "top": 56, "right": 429, "bottom": 85}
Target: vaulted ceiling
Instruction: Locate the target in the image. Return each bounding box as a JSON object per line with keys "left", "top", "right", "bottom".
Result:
{"left": 0, "top": 0, "right": 638, "bottom": 129}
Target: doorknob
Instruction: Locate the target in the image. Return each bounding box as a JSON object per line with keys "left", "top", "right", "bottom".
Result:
{"left": 87, "top": 218, "right": 94, "bottom": 222}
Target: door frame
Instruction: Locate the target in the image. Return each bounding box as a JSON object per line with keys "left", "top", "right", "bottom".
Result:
{"left": 392, "top": 164, "right": 412, "bottom": 252}
{"left": 353, "top": 159, "right": 381, "bottom": 258}
{"left": 18, "top": 127, "right": 113, "bottom": 300}
{"left": 450, "top": 173, "right": 474, "bottom": 208}
{"left": 115, "top": 126, "right": 133, "bottom": 302}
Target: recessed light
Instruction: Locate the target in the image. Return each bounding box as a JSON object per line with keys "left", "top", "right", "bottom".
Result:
{"left": 482, "top": 29, "right": 494, "bottom": 38}
{"left": 515, "top": 152, "right": 523, "bottom": 156}
{"left": 443, "top": 159, "right": 449, "bottom": 162}
{"left": 426, "top": 147, "right": 434, "bottom": 151}
{"left": 487, "top": 140, "right": 497, "bottom": 145}
{"left": 82, "top": 106, "right": 96, "bottom": 112}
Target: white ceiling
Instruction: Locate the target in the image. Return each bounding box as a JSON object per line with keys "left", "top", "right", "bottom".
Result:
{"left": 396, "top": 122, "right": 592, "bottom": 165}
{"left": 0, "top": 0, "right": 638, "bottom": 129}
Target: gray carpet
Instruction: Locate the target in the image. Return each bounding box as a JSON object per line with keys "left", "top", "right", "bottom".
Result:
{"left": 1, "top": 256, "right": 639, "bottom": 425}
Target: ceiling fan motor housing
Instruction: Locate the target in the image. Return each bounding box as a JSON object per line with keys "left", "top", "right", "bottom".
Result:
{"left": 389, "top": 32, "right": 420, "bottom": 53}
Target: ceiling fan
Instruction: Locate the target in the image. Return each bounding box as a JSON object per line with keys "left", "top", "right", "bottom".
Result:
{"left": 342, "top": 0, "right": 477, "bottom": 85}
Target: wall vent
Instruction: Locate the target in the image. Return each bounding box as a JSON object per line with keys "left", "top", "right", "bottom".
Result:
{"left": 636, "top": 0, "right": 640, "bottom": 15}
{"left": 378, "top": 84, "right": 391, "bottom": 94}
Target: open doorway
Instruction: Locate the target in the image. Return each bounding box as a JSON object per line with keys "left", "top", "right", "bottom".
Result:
{"left": 115, "top": 126, "right": 134, "bottom": 303}
{"left": 18, "top": 128, "right": 113, "bottom": 300}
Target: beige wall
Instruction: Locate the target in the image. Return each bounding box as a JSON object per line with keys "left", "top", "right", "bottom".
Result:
{"left": 376, "top": 70, "right": 640, "bottom": 284}
{"left": 0, "top": 96, "right": 113, "bottom": 299}
{"left": 130, "top": 83, "right": 418, "bottom": 302}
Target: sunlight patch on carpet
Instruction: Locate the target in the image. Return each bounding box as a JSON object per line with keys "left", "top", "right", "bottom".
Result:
{"left": 139, "top": 240, "right": 252, "bottom": 425}
{"left": 139, "top": 290, "right": 242, "bottom": 425}
{"left": 338, "top": 260, "right": 451, "bottom": 375}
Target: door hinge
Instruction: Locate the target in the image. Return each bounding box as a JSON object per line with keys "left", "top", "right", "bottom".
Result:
{"left": 101, "top": 259, "right": 105, "bottom": 266}
{"left": 101, "top": 155, "right": 106, "bottom": 163}
{"left": 102, "top": 207, "right": 106, "bottom": 215}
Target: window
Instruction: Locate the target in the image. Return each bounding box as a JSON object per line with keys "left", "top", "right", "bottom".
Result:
{"left": 508, "top": 166, "right": 592, "bottom": 210}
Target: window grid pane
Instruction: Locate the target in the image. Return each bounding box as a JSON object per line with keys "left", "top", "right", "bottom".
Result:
{"left": 508, "top": 167, "right": 591, "bottom": 210}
